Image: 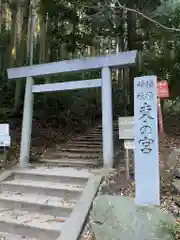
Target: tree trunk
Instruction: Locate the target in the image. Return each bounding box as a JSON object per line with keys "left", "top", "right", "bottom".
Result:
{"left": 39, "top": 11, "right": 50, "bottom": 97}
{"left": 45, "top": 15, "right": 51, "bottom": 63}
{"left": 71, "top": 3, "right": 77, "bottom": 58}
{"left": 0, "top": 0, "right": 2, "bottom": 33}
{"left": 117, "top": 8, "right": 125, "bottom": 84}
{"left": 14, "top": 5, "right": 24, "bottom": 113}
{"left": 9, "top": 4, "right": 18, "bottom": 68}
{"left": 138, "top": 50, "right": 143, "bottom": 73}
{"left": 39, "top": 13, "right": 47, "bottom": 63}
{"left": 121, "top": 9, "right": 129, "bottom": 116}
{"left": 90, "top": 46, "right": 96, "bottom": 56}
{"left": 13, "top": 2, "right": 30, "bottom": 115}
{"left": 0, "top": 0, "right": 2, "bottom": 70}
{"left": 127, "top": 3, "right": 137, "bottom": 115}
{"left": 60, "top": 43, "right": 67, "bottom": 60}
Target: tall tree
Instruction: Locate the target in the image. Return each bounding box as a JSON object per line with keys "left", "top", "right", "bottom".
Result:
{"left": 13, "top": 0, "right": 30, "bottom": 114}
{"left": 9, "top": 2, "right": 18, "bottom": 67}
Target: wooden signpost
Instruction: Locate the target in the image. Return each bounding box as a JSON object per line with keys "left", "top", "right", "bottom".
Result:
{"left": 157, "top": 80, "right": 169, "bottom": 136}
{"left": 158, "top": 98, "right": 164, "bottom": 135}
{"left": 118, "top": 117, "right": 134, "bottom": 179}
{"left": 118, "top": 117, "right": 133, "bottom": 140}
{"left": 134, "top": 76, "right": 160, "bottom": 205}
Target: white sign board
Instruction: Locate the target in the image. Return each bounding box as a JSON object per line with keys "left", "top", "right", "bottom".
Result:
{"left": 118, "top": 117, "right": 134, "bottom": 140}
{"left": 0, "top": 124, "right": 10, "bottom": 147}
{"left": 124, "top": 140, "right": 134, "bottom": 150}
{"left": 134, "top": 76, "right": 160, "bottom": 205}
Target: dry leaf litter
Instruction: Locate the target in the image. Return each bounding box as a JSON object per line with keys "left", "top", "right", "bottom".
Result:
{"left": 79, "top": 133, "right": 180, "bottom": 240}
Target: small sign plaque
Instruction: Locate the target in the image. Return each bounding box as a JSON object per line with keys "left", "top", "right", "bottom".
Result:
{"left": 0, "top": 124, "right": 10, "bottom": 147}
{"left": 124, "top": 140, "right": 134, "bottom": 150}
{"left": 157, "top": 80, "right": 169, "bottom": 98}
{"left": 118, "top": 117, "right": 134, "bottom": 140}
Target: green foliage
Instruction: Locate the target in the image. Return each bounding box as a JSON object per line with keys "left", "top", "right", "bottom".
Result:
{"left": 155, "top": 0, "right": 180, "bottom": 15}
{"left": 2, "top": 0, "right": 180, "bottom": 121}
{"left": 0, "top": 30, "right": 11, "bottom": 73}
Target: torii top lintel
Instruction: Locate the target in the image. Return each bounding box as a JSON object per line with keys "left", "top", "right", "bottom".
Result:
{"left": 7, "top": 50, "right": 137, "bottom": 80}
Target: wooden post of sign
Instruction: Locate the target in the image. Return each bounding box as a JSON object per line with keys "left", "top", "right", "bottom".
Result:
{"left": 118, "top": 117, "right": 134, "bottom": 179}
{"left": 157, "top": 80, "right": 169, "bottom": 137}
{"left": 134, "top": 76, "right": 160, "bottom": 206}
{"left": 124, "top": 140, "right": 134, "bottom": 179}
{"left": 157, "top": 98, "right": 164, "bottom": 136}
{"left": 125, "top": 148, "right": 130, "bottom": 179}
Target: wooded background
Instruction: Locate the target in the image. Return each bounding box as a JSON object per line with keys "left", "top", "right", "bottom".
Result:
{"left": 0, "top": 0, "right": 179, "bottom": 126}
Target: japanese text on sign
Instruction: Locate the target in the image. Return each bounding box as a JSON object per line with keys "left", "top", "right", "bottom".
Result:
{"left": 139, "top": 102, "right": 154, "bottom": 154}
{"left": 137, "top": 92, "right": 154, "bottom": 101}
{"left": 136, "top": 79, "right": 155, "bottom": 154}
{"left": 134, "top": 76, "right": 160, "bottom": 205}
{"left": 137, "top": 79, "right": 154, "bottom": 88}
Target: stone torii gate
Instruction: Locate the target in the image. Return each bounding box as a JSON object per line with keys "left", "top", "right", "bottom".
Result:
{"left": 7, "top": 50, "right": 137, "bottom": 168}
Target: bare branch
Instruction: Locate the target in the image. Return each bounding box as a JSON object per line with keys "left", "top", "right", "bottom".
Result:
{"left": 115, "top": 0, "right": 180, "bottom": 32}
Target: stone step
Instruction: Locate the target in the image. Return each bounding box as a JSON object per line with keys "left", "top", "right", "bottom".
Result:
{"left": 87, "top": 132, "right": 102, "bottom": 135}
{"left": 77, "top": 134, "right": 118, "bottom": 140}
{"left": 38, "top": 158, "right": 101, "bottom": 168}
{"left": 59, "top": 143, "right": 102, "bottom": 149}
{"left": 68, "top": 141, "right": 102, "bottom": 145}
{"left": 43, "top": 151, "right": 100, "bottom": 159}
{"left": 0, "top": 191, "right": 74, "bottom": 217}
{"left": 0, "top": 232, "right": 38, "bottom": 240}
{"left": 0, "top": 165, "right": 101, "bottom": 240}
{"left": 93, "top": 125, "right": 119, "bottom": 129}
{"left": 88, "top": 131, "right": 118, "bottom": 135}
{"left": 54, "top": 147, "right": 102, "bottom": 153}
{"left": 86, "top": 132, "right": 113, "bottom": 135}
{"left": 13, "top": 167, "right": 89, "bottom": 186}
{"left": 86, "top": 134, "right": 117, "bottom": 139}
{"left": 0, "top": 208, "right": 62, "bottom": 240}
{"left": 87, "top": 132, "right": 118, "bottom": 136}
{"left": 76, "top": 137, "right": 102, "bottom": 142}
{"left": 76, "top": 134, "right": 101, "bottom": 138}
{"left": 88, "top": 131, "right": 102, "bottom": 134}
{"left": 1, "top": 180, "right": 83, "bottom": 199}
{"left": 90, "top": 126, "right": 118, "bottom": 130}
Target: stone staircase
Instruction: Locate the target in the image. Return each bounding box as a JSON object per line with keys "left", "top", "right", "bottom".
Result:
{"left": 0, "top": 167, "right": 101, "bottom": 240}
{"left": 37, "top": 123, "right": 119, "bottom": 168}
{"left": 0, "top": 123, "right": 121, "bottom": 239}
